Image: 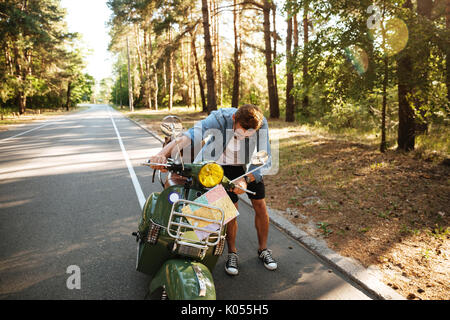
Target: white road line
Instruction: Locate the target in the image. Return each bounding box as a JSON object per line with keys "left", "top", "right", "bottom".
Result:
{"left": 0, "top": 122, "right": 54, "bottom": 142}
{"left": 108, "top": 106, "right": 146, "bottom": 210}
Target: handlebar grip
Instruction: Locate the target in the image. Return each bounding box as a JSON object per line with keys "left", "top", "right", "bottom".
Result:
{"left": 223, "top": 180, "right": 256, "bottom": 195}
{"left": 234, "top": 185, "right": 256, "bottom": 195}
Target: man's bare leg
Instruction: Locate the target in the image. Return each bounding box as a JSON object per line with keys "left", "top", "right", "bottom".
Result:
{"left": 251, "top": 198, "right": 269, "bottom": 251}
{"left": 252, "top": 198, "right": 277, "bottom": 270}
{"left": 226, "top": 202, "right": 239, "bottom": 253}
{"left": 226, "top": 199, "right": 269, "bottom": 252}
{"left": 224, "top": 202, "right": 240, "bottom": 276}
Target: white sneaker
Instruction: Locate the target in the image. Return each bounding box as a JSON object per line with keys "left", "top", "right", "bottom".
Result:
{"left": 258, "top": 249, "right": 277, "bottom": 271}
{"left": 225, "top": 252, "right": 239, "bottom": 276}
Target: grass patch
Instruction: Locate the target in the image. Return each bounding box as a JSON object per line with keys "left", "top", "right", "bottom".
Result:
{"left": 263, "top": 116, "right": 449, "bottom": 300}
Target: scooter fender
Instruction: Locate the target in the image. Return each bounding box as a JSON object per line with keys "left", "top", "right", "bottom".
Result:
{"left": 149, "top": 259, "right": 216, "bottom": 300}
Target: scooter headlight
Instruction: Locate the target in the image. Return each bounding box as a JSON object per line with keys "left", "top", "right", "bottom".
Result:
{"left": 198, "top": 163, "right": 224, "bottom": 188}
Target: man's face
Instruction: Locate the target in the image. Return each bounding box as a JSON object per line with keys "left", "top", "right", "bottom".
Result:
{"left": 233, "top": 120, "right": 256, "bottom": 140}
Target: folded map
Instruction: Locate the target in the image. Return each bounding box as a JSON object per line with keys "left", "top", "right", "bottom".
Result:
{"left": 181, "top": 184, "right": 239, "bottom": 240}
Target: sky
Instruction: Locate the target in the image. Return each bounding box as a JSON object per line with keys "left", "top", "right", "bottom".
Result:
{"left": 60, "top": 0, "right": 113, "bottom": 82}
{"left": 57, "top": 0, "right": 288, "bottom": 84}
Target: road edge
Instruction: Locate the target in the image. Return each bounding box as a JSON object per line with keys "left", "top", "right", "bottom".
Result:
{"left": 125, "top": 116, "right": 165, "bottom": 144}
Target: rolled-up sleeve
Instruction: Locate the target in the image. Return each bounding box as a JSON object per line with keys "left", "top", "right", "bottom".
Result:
{"left": 248, "top": 118, "right": 272, "bottom": 183}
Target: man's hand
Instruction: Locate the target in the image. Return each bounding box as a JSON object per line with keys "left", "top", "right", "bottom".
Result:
{"left": 232, "top": 177, "right": 247, "bottom": 195}
{"left": 148, "top": 153, "right": 168, "bottom": 172}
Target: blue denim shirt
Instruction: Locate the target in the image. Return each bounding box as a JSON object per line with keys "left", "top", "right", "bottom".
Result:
{"left": 183, "top": 108, "right": 272, "bottom": 183}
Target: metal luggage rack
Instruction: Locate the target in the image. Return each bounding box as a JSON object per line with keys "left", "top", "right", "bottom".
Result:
{"left": 168, "top": 199, "right": 225, "bottom": 259}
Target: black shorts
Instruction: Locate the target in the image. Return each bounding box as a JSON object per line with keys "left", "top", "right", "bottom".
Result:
{"left": 222, "top": 165, "right": 265, "bottom": 204}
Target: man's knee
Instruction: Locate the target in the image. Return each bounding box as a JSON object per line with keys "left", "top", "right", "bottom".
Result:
{"left": 228, "top": 217, "right": 238, "bottom": 225}
{"left": 251, "top": 199, "right": 267, "bottom": 214}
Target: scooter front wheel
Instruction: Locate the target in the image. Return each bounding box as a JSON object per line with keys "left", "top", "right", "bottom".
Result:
{"left": 149, "top": 259, "right": 216, "bottom": 300}
{"left": 145, "top": 286, "right": 168, "bottom": 300}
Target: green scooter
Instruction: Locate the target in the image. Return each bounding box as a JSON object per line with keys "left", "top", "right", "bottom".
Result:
{"left": 133, "top": 116, "right": 268, "bottom": 300}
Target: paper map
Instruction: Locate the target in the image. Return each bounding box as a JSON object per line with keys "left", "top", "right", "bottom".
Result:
{"left": 181, "top": 184, "right": 239, "bottom": 240}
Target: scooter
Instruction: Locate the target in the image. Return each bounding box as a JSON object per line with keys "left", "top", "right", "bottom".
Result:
{"left": 133, "top": 116, "right": 268, "bottom": 300}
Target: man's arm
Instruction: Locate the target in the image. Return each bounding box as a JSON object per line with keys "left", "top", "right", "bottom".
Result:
{"left": 148, "top": 135, "right": 192, "bottom": 171}
{"left": 149, "top": 111, "right": 224, "bottom": 169}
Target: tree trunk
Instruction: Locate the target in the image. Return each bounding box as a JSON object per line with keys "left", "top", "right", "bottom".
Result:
{"left": 232, "top": 0, "right": 241, "bottom": 108}
{"left": 286, "top": 14, "right": 295, "bottom": 122}
{"left": 193, "top": 67, "right": 198, "bottom": 110}
{"left": 381, "top": 54, "right": 388, "bottom": 153}
{"left": 189, "top": 11, "right": 195, "bottom": 109}
{"left": 13, "top": 45, "right": 27, "bottom": 115}
{"left": 66, "top": 81, "right": 72, "bottom": 111}
{"left": 149, "top": 31, "right": 158, "bottom": 110}
{"left": 163, "top": 61, "right": 167, "bottom": 97}
{"left": 415, "top": 0, "right": 434, "bottom": 134}
{"left": 293, "top": 13, "right": 299, "bottom": 112}
{"left": 211, "top": 0, "right": 216, "bottom": 99}
{"left": 380, "top": 7, "right": 388, "bottom": 153}
{"left": 397, "top": 0, "right": 415, "bottom": 151}
{"left": 143, "top": 27, "right": 152, "bottom": 109}
{"left": 397, "top": 55, "right": 415, "bottom": 151}
{"left": 10, "top": 1, "right": 30, "bottom": 115}
{"left": 5, "top": 44, "right": 14, "bottom": 76}
{"left": 191, "top": 32, "right": 207, "bottom": 112}
{"left": 272, "top": 2, "right": 279, "bottom": 111}
{"left": 119, "top": 67, "right": 123, "bottom": 108}
{"left": 263, "top": 0, "right": 279, "bottom": 118}
{"left": 180, "top": 39, "right": 186, "bottom": 96}
{"left": 201, "top": 0, "right": 217, "bottom": 113}
{"left": 215, "top": 0, "right": 223, "bottom": 107}
{"left": 185, "top": 40, "right": 192, "bottom": 107}
{"left": 168, "top": 27, "right": 174, "bottom": 111}
{"left": 134, "top": 25, "right": 147, "bottom": 108}
{"left": 302, "top": 2, "right": 309, "bottom": 112}
{"left": 154, "top": 71, "right": 159, "bottom": 111}
{"left": 126, "top": 37, "right": 134, "bottom": 112}
{"left": 18, "top": 92, "right": 26, "bottom": 115}
{"left": 447, "top": 0, "right": 450, "bottom": 102}
{"left": 169, "top": 54, "right": 173, "bottom": 111}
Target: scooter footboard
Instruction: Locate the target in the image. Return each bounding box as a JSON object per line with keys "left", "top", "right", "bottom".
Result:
{"left": 149, "top": 259, "right": 216, "bottom": 300}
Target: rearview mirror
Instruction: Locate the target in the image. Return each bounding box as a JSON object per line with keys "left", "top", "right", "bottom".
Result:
{"left": 229, "top": 150, "right": 269, "bottom": 184}
{"left": 250, "top": 150, "right": 269, "bottom": 166}
{"left": 160, "top": 115, "right": 183, "bottom": 137}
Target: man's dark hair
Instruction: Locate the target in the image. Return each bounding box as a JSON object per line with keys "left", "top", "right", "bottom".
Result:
{"left": 235, "top": 104, "right": 264, "bottom": 130}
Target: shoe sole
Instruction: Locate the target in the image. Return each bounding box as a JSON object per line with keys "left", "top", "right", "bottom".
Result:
{"left": 263, "top": 263, "right": 277, "bottom": 271}
{"left": 225, "top": 265, "right": 239, "bottom": 276}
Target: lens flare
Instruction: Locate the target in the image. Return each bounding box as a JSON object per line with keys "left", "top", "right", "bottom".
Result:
{"left": 383, "top": 18, "right": 409, "bottom": 57}
{"left": 344, "top": 45, "right": 369, "bottom": 75}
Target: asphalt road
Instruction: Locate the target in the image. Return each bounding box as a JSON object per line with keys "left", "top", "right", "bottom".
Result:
{"left": 0, "top": 105, "right": 373, "bottom": 300}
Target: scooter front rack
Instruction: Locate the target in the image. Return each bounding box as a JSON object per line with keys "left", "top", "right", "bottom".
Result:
{"left": 168, "top": 199, "right": 225, "bottom": 259}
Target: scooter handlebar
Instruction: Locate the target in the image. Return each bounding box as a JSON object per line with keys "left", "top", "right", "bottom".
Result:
{"left": 142, "top": 161, "right": 170, "bottom": 167}
{"left": 232, "top": 184, "right": 256, "bottom": 195}
{"left": 143, "top": 161, "right": 256, "bottom": 195}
